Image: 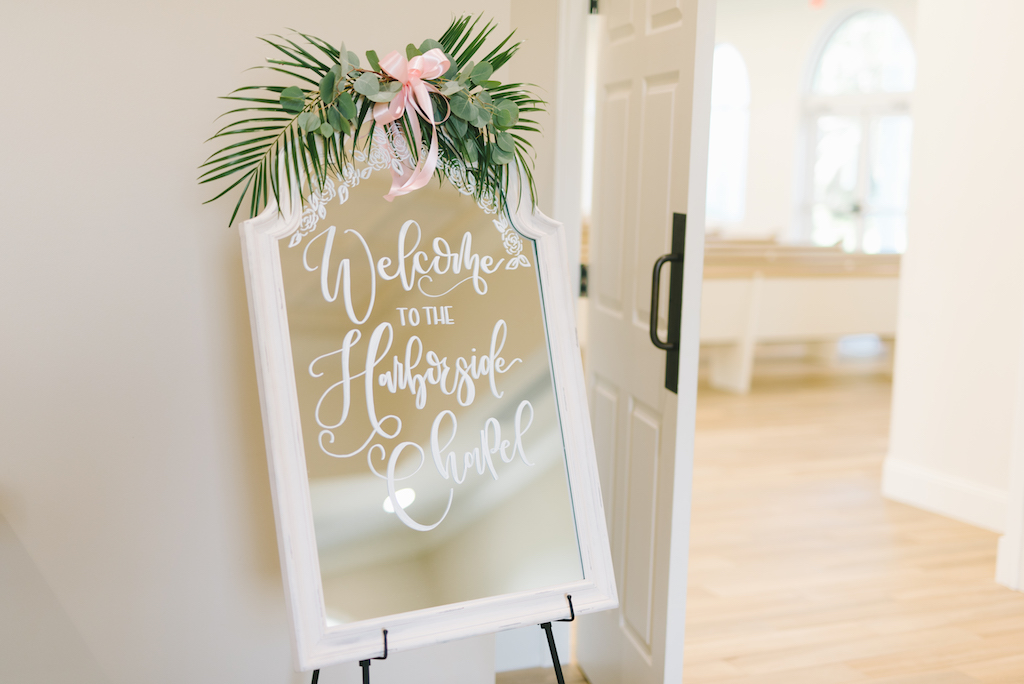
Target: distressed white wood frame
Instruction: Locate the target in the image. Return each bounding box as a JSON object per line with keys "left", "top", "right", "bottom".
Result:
{"left": 240, "top": 169, "right": 618, "bottom": 671}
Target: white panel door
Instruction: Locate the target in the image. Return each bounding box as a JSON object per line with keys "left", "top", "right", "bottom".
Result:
{"left": 576, "top": 2, "right": 714, "bottom": 684}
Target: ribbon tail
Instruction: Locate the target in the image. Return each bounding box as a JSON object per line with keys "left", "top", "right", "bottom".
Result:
{"left": 383, "top": 86, "right": 439, "bottom": 202}
{"left": 384, "top": 127, "right": 439, "bottom": 201}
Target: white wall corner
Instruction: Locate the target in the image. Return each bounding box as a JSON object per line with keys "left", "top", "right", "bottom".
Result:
{"left": 881, "top": 458, "right": 1008, "bottom": 534}
{"left": 996, "top": 306, "right": 1024, "bottom": 591}
{"left": 996, "top": 423, "right": 1024, "bottom": 590}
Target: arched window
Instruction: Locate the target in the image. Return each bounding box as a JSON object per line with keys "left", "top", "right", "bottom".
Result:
{"left": 706, "top": 43, "right": 750, "bottom": 229}
{"left": 803, "top": 12, "right": 915, "bottom": 253}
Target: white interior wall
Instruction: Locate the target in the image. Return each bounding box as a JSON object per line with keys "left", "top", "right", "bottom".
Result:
{"left": 714, "top": 0, "right": 916, "bottom": 240}
{"left": 883, "top": 0, "right": 1024, "bottom": 540}
{"left": 508, "top": 0, "right": 588, "bottom": 294}
{"left": 0, "top": 2, "right": 540, "bottom": 683}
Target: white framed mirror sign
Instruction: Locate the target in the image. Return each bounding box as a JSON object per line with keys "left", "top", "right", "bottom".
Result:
{"left": 211, "top": 19, "right": 617, "bottom": 672}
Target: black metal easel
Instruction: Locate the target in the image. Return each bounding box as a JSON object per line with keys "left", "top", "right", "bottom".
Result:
{"left": 311, "top": 596, "right": 573, "bottom": 683}
{"left": 540, "top": 594, "right": 575, "bottom": 684}
{"left": 310, "top": 628, "right": 388, "bottom": 684}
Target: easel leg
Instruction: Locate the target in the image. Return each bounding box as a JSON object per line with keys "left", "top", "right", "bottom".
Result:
{"left": 360, "top": 659, "right": 371, "bottom": 684}
{"left": 541, "top": 622, "right": 566, "bottom": 684}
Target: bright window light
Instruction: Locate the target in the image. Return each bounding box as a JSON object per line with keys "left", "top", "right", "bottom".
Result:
{"left": 706, "top": 43, "right": 751, "bottom": 229}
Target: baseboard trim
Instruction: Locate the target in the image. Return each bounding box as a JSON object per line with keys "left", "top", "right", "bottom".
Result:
{"left": 882, "top": 458, "right": 1007, "bottom": 533}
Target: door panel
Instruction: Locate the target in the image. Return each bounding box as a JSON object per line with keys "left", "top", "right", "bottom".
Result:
{"left": 622, "top": 400, "right": 661, "bottom": 650}
{"left": 635, "top": 77, "right": 679, "bottom": 329}
{"left": 594, "top": 86, "right": 631, "bottom": 312}
{"left": 591, "top": 380, "right": 620, "bottom": 531}
{"left": 576, "top": 1, "right": 714, "bottom": 683}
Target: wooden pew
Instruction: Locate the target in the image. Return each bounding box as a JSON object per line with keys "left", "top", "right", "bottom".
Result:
{"left": 700, "top": 240, "right": 900, "bottom": 393}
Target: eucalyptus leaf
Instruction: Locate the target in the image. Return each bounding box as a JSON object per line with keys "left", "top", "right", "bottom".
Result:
{"left": 419, "top": 39, "right": 445, "bottom": 54}
{"left": 449, "top": 115, "right": 468, "bottom": 137}
{"left": 336, "top": 91, "right": 357, "bottom": 119}
{"left": 491, "top": 145, "right": 515, "bottom": 165}
{"left": 459, "top": 61, "right": 475, "bottom": 84}
{"left": 470, "top": 61, "right": 493, "bottom": 83}
{"left": 318, "top": 122, "right": 335, "bottom": 138}
{"left": 440, "top": 80, "right": 464, "bottom": 96}
{"left": 367, "top": 90, "right": 398, "bottom": 103}
{"left": 386, "top": 80, "right": 402, "bottom": 93}
{"left": 450, "top": 93, "right": 477, "bottom": 121}
{"left": 297, "top": 112, "right": 320, "bottom": 133}
{"left": 354, "top": 72, "right": 380, "bottom": 97}
{"left": 472, "top": 106, "right": 491, "bottom": 128}
{"left": 347, "top": 51, "right": 359, "bottom": 68}
{"left": 327, "top": 106, "right": 350, "bottom": 134}
{"left": 366, "top": 49, "right": 381, "bottom": 72}
{"left": 279, "top": 86, "right": 305, "bottom": 113}
{"left": 406, "top": 43, "right": 422, "bottom": 59}
{"left": 477, "top": 80, "right": 502, "bottom": 89}
{"left": 339, "top": 42, "right": 351, "bottom": 75}
{"left": 494, "top": 99, "right": 520, "bottom": 129}
{"left": 494, "top": 108, "right": 514, "bottom": 129}
{"left": 477, "top": 90, "right": 493, "bottom": 106}
{"left": 496, "top": 130, "right": 515, "bottom": 152}
{"left": 319, "top": 71, "right": 336, "bottom": 104}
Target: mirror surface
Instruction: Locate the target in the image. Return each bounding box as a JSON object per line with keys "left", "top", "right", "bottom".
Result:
{"left": 279, "top": 166, "right": 583, "bottom": 625}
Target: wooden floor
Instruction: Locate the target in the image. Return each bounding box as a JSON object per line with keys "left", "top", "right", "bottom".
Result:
{"left": 500, "top": 371, "right": 1024, "bottom": 684}
{"left": 497, "top": 664, "right": 588, "bottom": 684}
{"left": 683, "top": 373, "right": 1024, "bottom": 684}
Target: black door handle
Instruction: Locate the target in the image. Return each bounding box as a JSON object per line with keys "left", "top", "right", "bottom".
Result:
{"left": 650, "top": 254, "right": 682, "bottom": 351}
{"left": 648, "top": 213, "right": 686, "bottom": 393}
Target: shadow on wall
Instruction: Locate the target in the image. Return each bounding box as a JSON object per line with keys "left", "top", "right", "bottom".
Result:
{"left": 0, "top": 514, "right": 110, "bottom": 683}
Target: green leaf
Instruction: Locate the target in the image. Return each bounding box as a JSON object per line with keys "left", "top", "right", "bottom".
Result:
{"left": 477, "top": 80, "right": 502, "bottom": 89}
{"left": 327, "top": 106, "right": 351, "bottom": 134}
{"left": 440, "top": 81, "right": 463, "bottom": 96}
{"left": 472, "top": 105, "right": 491, "bottom": 128}
{"left": 449, "top": 115, "right": 468, "bottom": 137}
{"left": 494, "top": 99, "right": 520, "bottom": 129}
{"left": 406, "top": 43, "right": 422, "bottom": 59}
{"left": 367, "top": 90, "right": 398, "bottom": 103}
{"left": 347, "top": 51, "right": 360, "bottom": 69}
{"left": 491, "top": 145, "right": 515, "bottom": 165}
{"left": 496, "top": 130, "right": 515, "bottom": 152}
{"left": 319, "top": 71, "right": 336, "bottom": 104}
{"left": 419, "top": 39, "right": 445, "bottom": 54}
{"left": 280, "top": 86, "right": 305, "bottom": 113}
{"left": 386, "top": 80, "right": 402, "bottom": 93}
{"left": 459, "top": 61, "right": 475, "bottom": 84}
{"left": 477, "top": 90, "right": 493, "bottom": 106}
{"left": 494, "top": 108, "right": 514, "bottom": 129}
{"left": 450, "top": 93, "right": 477, "bottom": 121}
{"left": 470, "top": 61, "right": 493, "bottom": 83}
{"left": 318, "top": 122, "right": 335, "bottom": 137}
{"left": 336, "top": 91, "right": 357, "bottom": 119}
{"left": 354, "top": 72, "right": 380, "bottom": 97}
{"left": 297, "top": 112, "right": 320, "bottom": 133}
{"left": 366, "top": 49, "right": 381, "bottom": 72}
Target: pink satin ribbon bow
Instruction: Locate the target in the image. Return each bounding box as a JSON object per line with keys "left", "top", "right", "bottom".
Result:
{"left": 373, "top": 48, "right": 450, "bottom": 201}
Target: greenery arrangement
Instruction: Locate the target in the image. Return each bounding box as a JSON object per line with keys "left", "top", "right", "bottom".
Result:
{"left": 200, "top": 15, "right": 544, "bottom": 225}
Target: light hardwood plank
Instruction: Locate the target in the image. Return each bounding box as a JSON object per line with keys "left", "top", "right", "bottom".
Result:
{"left": 496, "top": 664, "right": 588, "bottom": 684}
